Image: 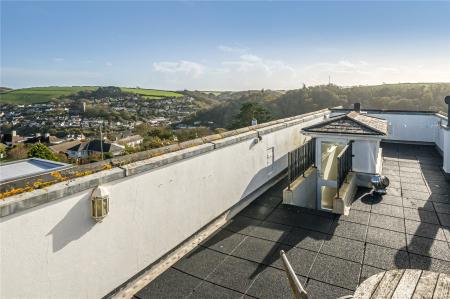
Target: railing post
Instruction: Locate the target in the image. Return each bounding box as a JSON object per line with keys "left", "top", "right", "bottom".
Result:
{"left": 337, "top": 157, "right": 340, "bottom": 199}
{"left": 302, "top": 145, "right": 306, "bottom": 177}
{"left": 288, "top": 152, "right": 291, "bottom": 190}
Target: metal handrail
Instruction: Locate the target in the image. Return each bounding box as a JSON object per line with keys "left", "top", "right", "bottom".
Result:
{"left": 288, "top": 138, "right": 315, "bottom": 189}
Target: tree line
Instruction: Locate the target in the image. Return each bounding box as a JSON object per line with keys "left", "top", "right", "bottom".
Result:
{"left": 190, "top": 83, "right": 450, "bottom": 129}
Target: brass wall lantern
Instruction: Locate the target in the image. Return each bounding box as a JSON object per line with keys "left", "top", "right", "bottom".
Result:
{"left": 91, "top": 186, "right": 109, "bottom": 222}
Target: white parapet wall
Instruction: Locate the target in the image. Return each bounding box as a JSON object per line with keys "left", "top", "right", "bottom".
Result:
{"left": 0, "top": 109, "right": 329, "bottom": 299}
{"left": 283, "top": 167, "right": 317, "bottom": 210}
{"left": 331, "top": 109, "right": 450, "bottom": 175}
{"left": 442, "top": 123, "right": 450, "bottom": 174}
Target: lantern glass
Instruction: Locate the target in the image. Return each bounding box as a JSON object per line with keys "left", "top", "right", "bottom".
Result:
{"left": 92, "top": 195, "right": 109, "bottom": 222}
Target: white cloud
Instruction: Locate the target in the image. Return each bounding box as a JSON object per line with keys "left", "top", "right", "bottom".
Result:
{"left": 217, "top": 45, "right": 248, "bottom": 54}
{"left": 105, "top": 62, "right": 113, "bottom": 67}
{"left": 150, "top": 54, "right": 298, "bottom": 90}
{"left": 52, "top": 57, "right": 64, "bottom": 63}
{"left": 221, "top": 55, "right": 296, "bottom": 83}
{"left": 148, "top": 53, "right": 450, "bottom": 90}
{"left": 297, "top": 60, "right": 450, "bottom": 86}
{"left": 153, "top": 60, "right": 206, "bottom": 78}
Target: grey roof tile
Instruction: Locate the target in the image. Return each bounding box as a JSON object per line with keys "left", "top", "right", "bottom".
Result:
{"left": 406, "top": 235, "right": 450, "bottom": 261}
{"left": 200, "top": 229, "right": 246, "bottom": 254}
{"left": 189, "top": 281, "right": 243, "bottom": 299}
{"left": 270, "top": 245, "right": 317, "bottom": 276}
{"left": 366, "top": 226, "right": 407, "bottom": 250}
{"left": 305, "top": 279, "right": 354, "bottom": 299}
{"left": 404, "top": 219, "right": 447, "bottom": 241}
{"left": 369, "top": 213, "right": 405, "bottom": 233}
{"left": 206, "top": 256, "right": 260, "bottom": 293}
{"left": 308, "top": 253, "right": 361, "bottom": 290}
{"left": 329, "top": 220, "right": 367, "bottom": 241}
{"left": 246, "top": 266, "right": 306, "bottom": 299}
{"left": 319, "top": 235, "right": 365, "bottom": 263}
{"left": 172, "top": 247, "right": 227, "bottom": 279}
{"left": 231, "top": 236, "right": 279, "bottom": 265}
{"left": 409, "top": 254, "right": 450, "bottom": 275}
{"left": 302, "top": 111, "right": 387, "bottom": 136}
{"left": 363, "top": 243, "right": 409, "bottom": 270}
{"left": 134, "top": 268, "right": 201, "bottom": 299}
{"left": 280, "top": 227, "right": 326, "bottom": 252}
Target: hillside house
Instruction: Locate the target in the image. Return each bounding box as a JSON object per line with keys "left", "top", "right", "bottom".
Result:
{"left": 67, "top": 140, "right": 125, "bottom": 159}
{"left": 117, "top": 134, "right": 143, "bottom": 148}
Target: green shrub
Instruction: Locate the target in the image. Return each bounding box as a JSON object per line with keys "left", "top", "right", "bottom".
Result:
{"left": 27, "top": 143, "right": 58, "bottom": 161}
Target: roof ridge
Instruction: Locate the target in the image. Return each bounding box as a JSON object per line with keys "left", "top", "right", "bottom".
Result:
{"left": 346, "top": 112, "right": 387, "bottom": 135}
{"left": 302, "top": 112, "right": 387, "bottom": 136}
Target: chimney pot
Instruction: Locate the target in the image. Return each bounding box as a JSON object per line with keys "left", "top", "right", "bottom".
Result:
{"left": 36, "top": 133, "right": 41, "bottom": 137}
{"left": 353, "top": 103, "right": 361, "bottom": 113}
{"left": 12, "top": 130, "right": 16, "bottom": 136}
{"left": 44, "top": 133, "right": 50, "bottom": 138}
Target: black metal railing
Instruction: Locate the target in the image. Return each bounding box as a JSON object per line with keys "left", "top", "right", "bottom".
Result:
{"left": 337, "top": 141, "right": 353, "bottom": 198}
{"left": 288, "top": 138, "right": 315, "bottom": 187}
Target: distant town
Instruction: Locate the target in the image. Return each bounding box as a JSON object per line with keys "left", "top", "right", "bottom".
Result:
{"left": 0, "top": 86, "right": 216, "bottom": 164}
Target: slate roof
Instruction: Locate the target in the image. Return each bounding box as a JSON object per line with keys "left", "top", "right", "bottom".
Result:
{"left": 49, "top": 140, "right": 82, "bottom": 154}
{"left": 67, "top": 140, "right": 124, "bottom": 153}
{"left": 303, "top": 111, "right": 388, "bottom": 136}
{"left": 24, "top": 135, "right": 63, "bottom": 145}
{"left": 131, "top": 143, "right": 450, "bottom": 299}
{"left": 1, "top": 133, "right": 25, "bottom": 145}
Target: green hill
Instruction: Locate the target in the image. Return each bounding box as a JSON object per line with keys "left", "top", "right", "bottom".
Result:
{"left": 0, "top": 87, "right": 97, "bottom": 104}
{"left": 121, "top": 88, "right": 183, "bottom": 99}
{"left": 190, "top": 83, "right": 450, "bottom": 128}
{"left": 0, "top": 86, "right": 183, "bottom": 104}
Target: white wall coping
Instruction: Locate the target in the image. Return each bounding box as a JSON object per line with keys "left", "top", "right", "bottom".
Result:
{"left": 0, "top": 109, "right": 330, "bottom": 218}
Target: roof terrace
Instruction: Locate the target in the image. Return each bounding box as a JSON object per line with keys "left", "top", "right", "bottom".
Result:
{"left": 130, "top": 143, "right": 450, "bottom": 299}
{"left": 0, "top": 105, "right": 449, "bottom": 299}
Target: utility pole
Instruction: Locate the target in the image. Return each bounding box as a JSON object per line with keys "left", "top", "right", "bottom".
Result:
{"left": 100, "top": 123, "right": 104, "bottom": 160}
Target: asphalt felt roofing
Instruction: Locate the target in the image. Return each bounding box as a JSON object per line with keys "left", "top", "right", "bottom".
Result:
{"left": 133, "top": 143, "right": 450, "bottom": 299}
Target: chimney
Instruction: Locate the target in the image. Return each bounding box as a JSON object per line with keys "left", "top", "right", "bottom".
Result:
{"left": 44, "top": 133, "right": 50, "bottom": 138}
{"left": 35, "top": 133, "right": 41, "bottom": 137}
{"left": 445, "top": 96, "right": 450, "bottom": 124}
{"left": 12, "top": 130, "right": 16, "bottom": 136}
{"left": 353, "top": 103, "right": 361, "bottom": 113}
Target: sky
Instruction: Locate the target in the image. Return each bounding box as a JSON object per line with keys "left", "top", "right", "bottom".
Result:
{"left": 1, "top": 1, "right": 450, "bottom": 90}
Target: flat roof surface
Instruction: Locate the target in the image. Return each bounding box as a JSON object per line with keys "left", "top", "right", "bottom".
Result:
{"left": 133, "top": 143, "right": 450, "bottom": 299}
{"left": 0, "top": 158, "right": 70, "bottom": 183}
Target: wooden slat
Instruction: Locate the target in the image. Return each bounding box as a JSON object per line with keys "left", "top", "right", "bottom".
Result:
{"left": 392, "top": 269, "right": 422, "bottom": 299}
{"left": 353, "top": 272, "right": 385, "bottom": 299}
{"left": 371, "top": 270, "right": 405, "bottom": 299}
{"left": 413, "top": 271, "right": 439, "bottom": 299}
{"left": 433, "top": 273, "right": 450, "bottom": 299}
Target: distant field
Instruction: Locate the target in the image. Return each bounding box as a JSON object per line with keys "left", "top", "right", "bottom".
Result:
{"left": 0, "top": 86, "right": 183, "bottom": 104}
{"left": 0, "top": 86, "right": 98, "bottom": 104}
{"left": 121, "top": 88, "right": 183, "bottom": 98}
